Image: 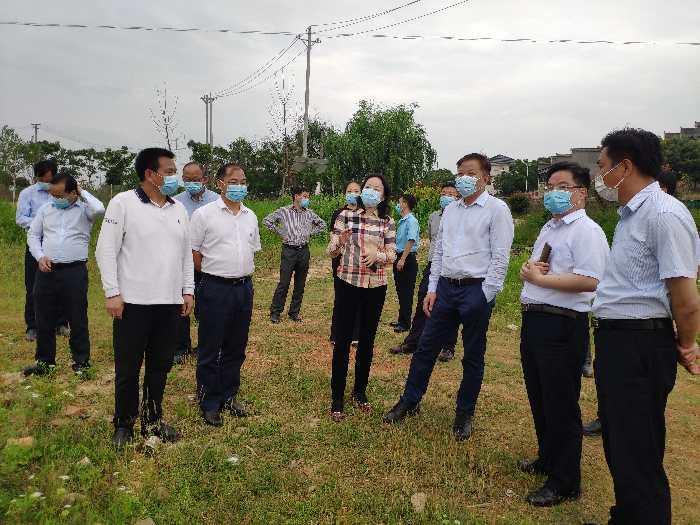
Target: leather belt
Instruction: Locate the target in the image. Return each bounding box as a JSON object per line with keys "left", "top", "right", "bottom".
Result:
{"left": 52, "top": 260, "right": 87, "bottom": 270}
{"left": 592, "top": 318, "right": 673, "bottom": 331}
{"left": 202, "top": 273, "right": 251, "bottom": 286}
{"left": 522, "top": 303, "right": 583, "bottom": 320}
{"left": 444, "top": 276, "right": 484, "bottom": 287}
{"left": 283, "top": 243, "right": 308, "bottom": 250}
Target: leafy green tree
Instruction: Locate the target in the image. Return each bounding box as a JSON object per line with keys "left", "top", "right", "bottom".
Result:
{"left": 0, "top": 126, "right": 27, "bottom": 193}
{"left": 662, "top": 137, "right": 700, "bottom": 189}
{"left": 494, "top": 159, "right": 539, "bottom": 196}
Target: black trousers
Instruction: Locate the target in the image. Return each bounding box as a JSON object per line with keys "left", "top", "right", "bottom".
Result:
{"left": 270, "top": 244, "right": 310, "bottom": 318}
{"left": 402, "top": 263, "right": 459, "bottom": 352}
{"left": 520, "top": 310, "right": 588, "bottom": 493}
{"left": 34, "top": 262, "right": 90, "bottom": 366}
{"left": 330, "top": 257, "right": 360, "bottom": 342}
{"left": 113, "top": 303, "right": 180, "bottom": 429}
{"left": 24, "top": 245, "right": 67, "bottom": 332}
{"left": 176, "top": 270, "right": 203, "bottom": 357}
{"left": 331, "top": 279, "right": 387, "bottom": 407}
{"left": 594, "top": 325, "right": 677, "bottom": 525}
{"left": 392, "top": 252, "right": 418, "bottom": 328}
{"left": 196, "top": 275, "right": 253, "bottom": 412}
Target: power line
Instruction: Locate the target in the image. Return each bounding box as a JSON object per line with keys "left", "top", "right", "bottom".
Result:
{"left": 312, "top": 0, "right": 424, "bottom": 32}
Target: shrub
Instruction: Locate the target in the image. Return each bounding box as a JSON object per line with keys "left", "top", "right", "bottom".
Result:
{"left": 507, "top": 193, "right": 531, "bottom": 215}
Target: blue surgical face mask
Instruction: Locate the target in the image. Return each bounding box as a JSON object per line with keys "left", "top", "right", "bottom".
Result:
{"left": 440, "top": 195, "right": 455, "bottom": 210}
{"left": 345, "top": 192, "right": 358, "bottom": 206}
{"left": 160, "top": 175, "right": 179, "bottom": 196}
{"left": 36, "top": 181, "right": 51, "bottom": 191}
{"left": 361, "top": 187, "right": 381, "bottom": 208}
{"left": 395, "top": 203, "right": 402, "bottom": 215}
{"left": 184, "top": 181, "right": 203, "bottom": 195}
{"left": 300, "top": 197, "right": 310, "bottom": 209}
{"left": 226, "top": 184, "right": 248, "bottom": 202}
{"left": 543, "top": 190, "right": 573, "bottom": 215}
{"left": 455, "top": 175, "right": 479, "bottom": 198}
{"left": 52, "top": 197, "right": 71, "bottom": 209}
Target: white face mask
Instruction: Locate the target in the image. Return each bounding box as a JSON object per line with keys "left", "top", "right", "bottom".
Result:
{"left": 595, "top": 162, "right": 624, "bottom": 202}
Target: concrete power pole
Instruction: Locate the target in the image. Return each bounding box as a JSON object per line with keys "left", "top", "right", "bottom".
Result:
{"left": 31, "top": 123, "right": 40, "bottom": 142}
{"left": 300, "top": 27, "right": 320, "bottom": 158}
{"left": 201, "top": 94, "right": 216, "bottom": 147}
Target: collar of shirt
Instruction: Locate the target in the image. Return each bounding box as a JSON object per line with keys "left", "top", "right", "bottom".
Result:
{"left": 546, "top": 208, "right": 586, "bottom": 229}
{"left": 215, "top": 197, "right": 250, "bottom": 215}
{"left": 135, "top": 186, "right": 175, "bottom": 206}
{"left": 34, "top": 183, "right": 49, "bottom": 193}
{"left": 619, "top": 181, "right": 659, "bottom": 218}
{"left": 399, "top": 212, "right": 415, "bottom": 223}
{"left": 361, "top": 207, "right": 380, "bottom": 218}
{"left": 457, "top": 191, "right": 489, "bottom": 209}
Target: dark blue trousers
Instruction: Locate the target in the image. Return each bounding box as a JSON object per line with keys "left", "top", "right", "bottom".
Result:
{"left": 196, "top": 275, "right": 253, "bottom": 412}
{"left": 402, "top": 277, "right": 493, "bottom": 414}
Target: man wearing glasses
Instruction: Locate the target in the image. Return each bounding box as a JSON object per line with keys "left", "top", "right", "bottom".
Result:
{"left": 517, "top": 161, "right": 609, "bottom": 507}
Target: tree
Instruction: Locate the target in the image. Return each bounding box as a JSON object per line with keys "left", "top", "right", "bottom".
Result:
{"left": 98, "top": 147, "right": 136, "bottom": 195}
{"left": 150, "top": 84, "right": 180, "bottom": 151}
{"left": 494, "top": 159, "right": 539, "bottom": 196}
{"left": 662, "top": 137, "right": 700, "bottom": 189}
{"left": 324, "top": 100, "right": 436, "bottom": 192}
{"left": 0, "top": 126, "right": 29, "bottom": 201}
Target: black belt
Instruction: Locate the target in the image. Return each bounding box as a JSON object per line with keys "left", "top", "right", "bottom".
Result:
{"left": 283, "top": 243, "right": 308, "bottom": 250}
{"left": 52, "top": 260, "right": 87, "bottom": 270}
{"left": 202, "top": 273, "right": 251, "bottom": 285}
{"left": 592, "top": 318, "right": 673, "bottom": 331}
{"left": 444, "top": 276, "right": 484, "bottom": 287}
{"left": 522, "top": 303, "right": 584, "bottom": 320}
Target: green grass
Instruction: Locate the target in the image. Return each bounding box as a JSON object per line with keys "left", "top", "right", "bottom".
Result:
{"left": 0, "top": 200, "right": 698, "bottom": 524}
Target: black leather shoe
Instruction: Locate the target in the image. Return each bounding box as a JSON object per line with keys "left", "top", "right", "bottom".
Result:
{"left": 382, "top": 399, "right": 420, "bottom": 424}
{"left": 453, "top": 410, "right": 473, "bottom": 441}
{"left": 438, "top": 348, "right": 455, "bottom": 362}
{"left": 71, "top": 361, "right": 91, "bottom": 375}
{"left": 22, "top": 361, "right": 54, "bottom": 377}
{"left": 112, "top": 427, "right": 134, "bottom": 448}
{"left": 225, "top": 398, "right": 248, "bottom": 417}
{"left": 525, "top": 485, "right": 580, "bottom": 507}
{"left": 270, "top": 313, "right": 281, "bottom": 324}
{"left": 202, "top": 410, "right": 223, "bottom": 427}
{"left": 288, "top": 314, "right": 303, "bottom": 323}
{"left": 583, "top": 418, "right": 602, "bottom": 437}
{"left": 389, "top": 345, "right": 414, "bottom": 355}
{"left": 143, "top": 421, "right": 181, "bottom": 442}
{"left": 518, "top": 457, "right": 547, "bottom": 475}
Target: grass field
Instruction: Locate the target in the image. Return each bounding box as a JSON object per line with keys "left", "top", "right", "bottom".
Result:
{"left": 0, "top": 209, "right": 699, "bottom": 524}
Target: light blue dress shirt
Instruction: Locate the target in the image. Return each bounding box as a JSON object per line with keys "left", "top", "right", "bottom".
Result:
{"left": 27, "top": 190, "right": 105, "bottom": 263}
{"left": 429, "top": 191, "right": 514, "bottom": 301}
{"left": 15, "top": 183, "right": 51, "bottom": 231}
{"left": 173, "top": 188, "right": 219, "bottom": 218}
{"left": 395, "top": 212, "right": 420, "bottom": 253}
{"left": 592, "top": 182, "right": 698, "bottom": 319}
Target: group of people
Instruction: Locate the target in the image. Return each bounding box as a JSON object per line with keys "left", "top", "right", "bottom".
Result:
{"left": 14, "top": 127, "right": 699, "bottom": 524}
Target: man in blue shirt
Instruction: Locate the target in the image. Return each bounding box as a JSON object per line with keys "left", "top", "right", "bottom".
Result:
{"left": 23, "top": 171, "right": 105, "bottom": 376}
{"left": 592, "top": 128, "right": 699, "bottom": 525}
{"left": 15, "top": 159, "right": 69, "bottom": 341}
{"left": 173, "top": 161, "right": 218, "bottom": 364}
{"left": 391, "top": 193, "right": 420, "bottom": 332}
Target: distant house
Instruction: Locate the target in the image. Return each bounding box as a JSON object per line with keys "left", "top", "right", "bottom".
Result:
{"left": 664, "top": 121, "right": 700, "bottom": 140}
{"left": 539, "top": 147, "right": 602, "bottom": 180}
{"left": 488, "top": 154, "right": 515, "bottom": 194}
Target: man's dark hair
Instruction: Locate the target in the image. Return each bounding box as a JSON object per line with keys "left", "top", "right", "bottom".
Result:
{"left": 357, "top": 173, "right": 392, "bottom": 219}
{"left": 52, "top": 170, "right": 78, "bottom": 193}
{"left": 658, "top": 169, "right": 678, "bottom": 196}
{"left": 216, "top": 162, "right": 244, "bottom": 180}
{"left": 34, "top": 159, "right": 58, "bottom": 179}
{"left": 290, "top": 186, "right": 307, "bottom": 198}
{"left": 401, "top": 193, "right": 417, "bottom": 211}
{"left": 183, "top": 161, "right": 204, "bottom": 173}
{"left": 457, "top": 153, "right": 491, "bottom": 174}
{"left": 546, "top": 161, "right": 591, "bottom": 188}
{"left": 134, "top": 148, "right": 174, "bottom": 181}
{"left": 601, "top": 128, "right": 662, "bottom": 179}
{"left": 441, "top": 182, "right": 456, "bottom": 190}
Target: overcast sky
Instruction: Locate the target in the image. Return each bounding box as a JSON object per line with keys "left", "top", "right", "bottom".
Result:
{"left": 1, "top": 0, "right": 699, "bottom": 170}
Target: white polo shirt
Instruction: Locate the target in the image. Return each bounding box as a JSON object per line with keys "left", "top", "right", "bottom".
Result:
{"left": 95, "top": 187, "right": 195, "bottom": 304}
{"left": 190, "top": 198, "right": 261, "bottom": 278}
{"left": 521, "top": 209, "right": 609, "bottom": 312}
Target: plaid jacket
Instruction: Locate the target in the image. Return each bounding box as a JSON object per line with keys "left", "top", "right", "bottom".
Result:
{"left": 327, "top": 208, "right": 396, "bottom": 288}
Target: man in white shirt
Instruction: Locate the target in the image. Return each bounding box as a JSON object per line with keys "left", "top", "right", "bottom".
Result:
{"left": 384, "top": 153, "right": 514, "bottom": 442}
{"left": 95, "top": 147, "right": 194, "bottom": 448}
{"left": 23, "top": 171, "right": 105, "bottom": 377}
{"left": 517, "top": 161, "right": 609, "bottom": 507}
{"left": 190, "top": 163, "right": 261, "bottom": 427}
{"left": 172, "top": 161, "right": 219, "bottom": 364}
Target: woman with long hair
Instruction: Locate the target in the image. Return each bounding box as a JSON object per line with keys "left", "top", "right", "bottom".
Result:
{"left": 326, "top": 173, "right": 396, "bottom": 421}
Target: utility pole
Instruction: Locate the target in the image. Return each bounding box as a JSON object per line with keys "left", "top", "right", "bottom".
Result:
{"left": 201, "top": 94, "right": 211, "bottom": 146}
{"left": 31, "top": 123, "right": 40, "bottom": 142}
{"left": 299, "top": 27, "right": 320, "bottom": 158}
{"left": 525, "top": 160, "right": 529, "bottom": 193}
{"left": 209, "top": 93, "right": 214, "bottom": 147}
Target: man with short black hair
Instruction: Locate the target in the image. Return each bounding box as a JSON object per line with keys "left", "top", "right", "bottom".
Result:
{"left": 593, "top": 128, "right": 699, "bottom": 524}
{"left": 96, "top": 147, "right": 194, "bottom": 448}
{"left": 16, "top": 159, "right": 69, "bottom": 341}
{"left": 264, "top": 186, "right": 325, "bottom": 323}
{"left": 23, "top": 171, "right": 104, "bottom": 377}
{"left": 173, "top": 161, "right": 219, "bottom": 364}
{"left": 191, "top": 163, "right": 261, "bottom": 426}
{"left": 391, "top": 193, "right": 420, "bottom": 333}
{"left": 517, "top": 161, "right": 609, "bottom": 507}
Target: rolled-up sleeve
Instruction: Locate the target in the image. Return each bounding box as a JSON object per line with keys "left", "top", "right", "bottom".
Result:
{"left": 482, "top": 204, "right": 514, "bottom": 302}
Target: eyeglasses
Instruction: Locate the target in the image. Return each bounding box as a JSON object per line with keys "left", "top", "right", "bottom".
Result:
{"left": 545, "top": 185, "right": 584, "bottom": 192}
